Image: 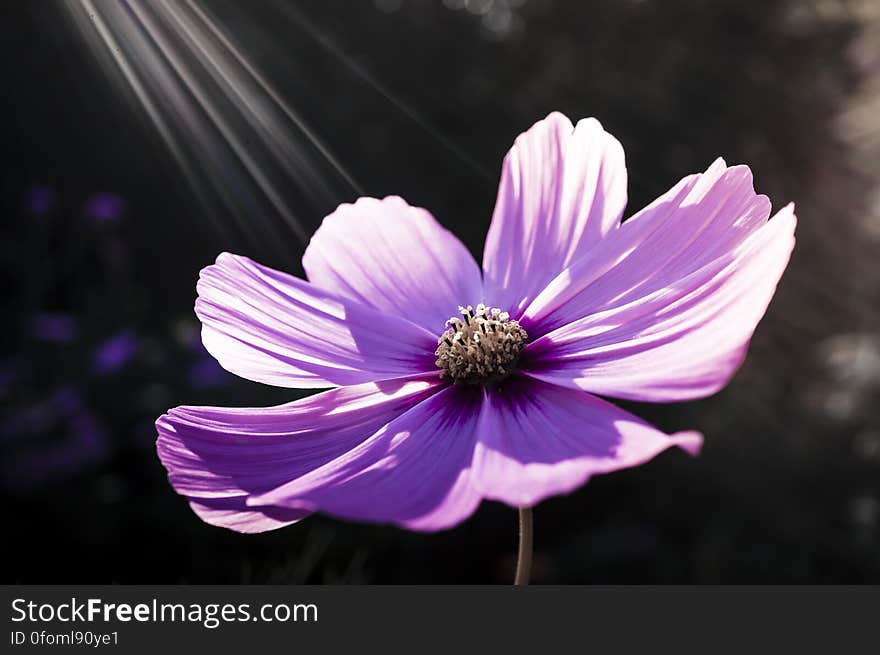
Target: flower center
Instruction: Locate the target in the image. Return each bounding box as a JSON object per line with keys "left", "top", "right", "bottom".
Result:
{"left": 434, "top": 304, "right": 528, "bottom": 384}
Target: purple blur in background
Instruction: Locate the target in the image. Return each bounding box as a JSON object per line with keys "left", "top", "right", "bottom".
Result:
{"left": 84, "top": 192, "right": 126, "bottom": 222}
{"left": 92, "top": 331, "right": 139, "bottom": 376}
{"left": 29, "top": 313, "right": 78, "bottom": 343}
{"left": 24, "top": 185, "right": 56, "bottom": 215}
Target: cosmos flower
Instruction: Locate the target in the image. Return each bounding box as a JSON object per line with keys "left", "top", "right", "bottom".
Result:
{"left": 156, "top": 113, "right": 796, "bottom": 533}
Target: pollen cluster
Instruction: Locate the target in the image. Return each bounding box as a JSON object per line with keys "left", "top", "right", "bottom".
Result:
{"left": 435, "top": 304, "right": 527, "bottom": 384}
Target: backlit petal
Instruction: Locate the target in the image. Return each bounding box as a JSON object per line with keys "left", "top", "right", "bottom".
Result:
{"left": 197, "top": 253, "right": 437, "bottom": 388}
{"left": 156, "top": 378, "right": 443, "bottom": 532}
{"left": 303, "top": 196, "right": 482, "bottom": 334}
{"left": 474, "top": 377, "right": 702, "bottom": 507}
{"left": 482, "top": 113, "right": 627, "bottom": 316}
{"left": 249, "top": 385, "right": 483, "bottom": 532}
{"left": 524, "top": 201, "right": 796, "bottom": 401}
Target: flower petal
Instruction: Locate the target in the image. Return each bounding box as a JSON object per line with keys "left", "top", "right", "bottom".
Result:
{"left": 302, "top": 196, "right": 483, "bottom": 334}
{"left": 523, "top": 202, "right": 796, "bottom": 401}
{"left": 249, "top": 385, "right": 483, "bottom": 532}
{"left": 196, "top": 252, "right": 438, "bottom": 388}
{"left": 473, "top": 377, "right": 702, "bottom": 507}
{"left": 482, "top": 112, "right": 627, "bottom": 316}
{"left": 522, "top": 159, "right": 771, "bottom": 332}
{"left": 155, "top": 378, "right": 443, "bottom": 533}
{"left": 188, "top": 497, "right": 310, "bottom": 534}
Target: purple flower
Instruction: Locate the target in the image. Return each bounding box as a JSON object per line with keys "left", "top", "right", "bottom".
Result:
{"left": 1, "top": 386, "right": 108, "bottom": 491}
{"left": 29, "top": 313, "right": 78, "bottom": 342}
{"left": 92, "top": 331, "right": 139, "bottom": 375}
{"left": 156, "top": 113, "right": 796, "bottom": 533}
{"left": 24, "top": 186, "right": 56, "bottom": 215}
{"left": 84, "top": 192, "right": 126, "bottom": 222}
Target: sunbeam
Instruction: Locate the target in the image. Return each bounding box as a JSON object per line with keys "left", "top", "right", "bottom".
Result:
{"left": 62, "top": 0, "right": 363, "bottom": 253}
{"left": 276, "top": 1, "right": 493, "bottom": 181}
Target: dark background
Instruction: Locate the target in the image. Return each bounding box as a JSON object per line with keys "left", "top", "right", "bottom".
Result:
{"left": 2, "top": 0, "right": 879, "bottom": 583}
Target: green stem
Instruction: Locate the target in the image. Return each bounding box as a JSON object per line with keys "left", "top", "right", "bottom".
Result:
{"left": 514, "top": 506, "right": 533, "bottom": 586}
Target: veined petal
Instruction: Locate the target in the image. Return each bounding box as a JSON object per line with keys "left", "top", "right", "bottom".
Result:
{"left": 196, "top": 253, "right": 437, "bottom": 388}
{"left": 155, "top": 378, "right": 443, "bottom": 533}
{"left": 302, "top": 196, "right": 483, "bottom": 334}
{"left": 522, "top": 159, "right": 772, "bottom": 333}
{"left": 482, "top": 113, "right": 627, "bottom": 316}
{"left": 474, "top": 377, "right": 702, "bottom": 507}
{"left": 523, "top": 203, "right": 796, "bottom": 401}
{"left": 249, "top": 385, "right": 483, "bottom": 532}
{"left": 188, "top": 498, "right": 310, "bottom": 534}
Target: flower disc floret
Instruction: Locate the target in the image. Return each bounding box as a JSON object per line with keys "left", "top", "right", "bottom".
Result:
{"left": 434, "top": 304, "right": 527, "bottom": 384}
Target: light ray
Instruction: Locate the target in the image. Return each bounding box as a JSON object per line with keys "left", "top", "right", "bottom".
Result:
{"left": 275, "top": 1, "right": 493, "bottom": 181}
{"left": 62, "top": 0, "right": 363, "bottom": 253}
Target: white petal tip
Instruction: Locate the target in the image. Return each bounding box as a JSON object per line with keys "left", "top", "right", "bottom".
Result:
{"left": 672, "top": 431, "right": 704, "bottom": 457}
